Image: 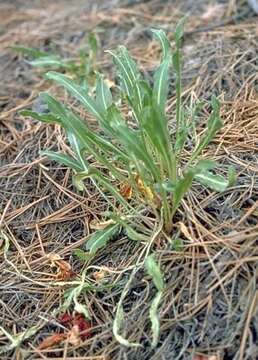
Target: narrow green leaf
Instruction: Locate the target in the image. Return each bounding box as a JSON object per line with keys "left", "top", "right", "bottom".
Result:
{"left": 88, "top": 32, "right": 98, "bottom": 56}
{"left": 149, "top": 291, "right": 162, "bottom": 348}
{"left": 113, "top": 302, "right": 141, "bottom": 347}
{"left": 40, "top": 150, "right": 83, "bottom": 172}
{"left": 174, "top": 17, "right": 187, "bottom": 43}
{"left": 195, "top": 172, "right": 229, "bottom": 192}
{"left": 145, "top": 254, "right": 164, "bottom": 348}
{"left": 95, "top": 74, "right": 113, "bottom": 113}
{"left": 40, "top": 92, "right": 67, "bottom": 120}
{"left": 228, "top": 165, "right": 236, "bottom": 187}
{"left": 40, "top": 93, "right": 129, "bottom": 178}
{"left": 142, "top": 105, "right": 173, "bottom": 179}
{"left": 174, "top": 108, "right": 187, "bottom": 152}
{"left": 20, "top": 109, "right": 60, "bottom": 124}
{"left": 125, "top": 227, "right": 144, "bottom": 241}
{"left": 72, "top": 171, "right": 88, "bottom": 191}
{"left": 173, "top": 20, "right": 184, "bottom": 150}
{"left": 172, "top": 170, "right": 195, "bottom": 215}
{"left": 145, "top": 255, "right": 164, "bottom": 292}
{"left": 172, "top": 50, "right": 180, "bottom": 73}
{"left": 85, "top": 224, "right": 119, "bottom": 254}
{"left": 73, "top": 249, "right": 91, "bottom": 262}
{"left": 9, "top": 45, "right": 47, "bottom": 58}
{"left": 153, "top": 58, "right": 170, "bottom": 112}
{"left": 191, "top": 96, "right": 223, "bottom": 161}
{"left": 106, "top": 46, "right": 143, "bottom": 113}
{"left": 107, "top": 105, "right": 158, "bottom": 179}
{"left": 29, "top": 56, "right": 66, "bottom": 68}
{"left": 59, "top": 271, "right": 91, "bottom": 319}
{"left": 67, "top": 132, "right": 88, "bottom": 171}
{"left": 45, "top": 71, "right": 103, "bottom": 120}
{"left": 74, "top": 297, "right": 90, "bottom": 319}
{"left": 0, "top": 325, "right": 41, "bottom": 355}
{"left": 194, "top": 159, "right": 218, "bottom": 172}
{"left": 151, "top": 29, "right": 171, "bottom": 60}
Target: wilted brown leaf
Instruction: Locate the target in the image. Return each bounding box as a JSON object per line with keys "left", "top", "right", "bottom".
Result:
{"left": 120, "top": 182, "right": 133, "bottom": 200}
{"left": 90, "top": 218, "right": 116, "bottom": 230}
{"left": 67, "top": 325, "right": 81, "bottom": 346}
{"left": 178, "top": 222, "right": 195, "bottom": 242}
{"left": 47, "top": 253, "right": 76, "bottom": 280}
{"left": 93, "top": 269, "right": 106, "bottom": 281}
{"left": 37, "top": 333, "right": 67, "bottom": 350}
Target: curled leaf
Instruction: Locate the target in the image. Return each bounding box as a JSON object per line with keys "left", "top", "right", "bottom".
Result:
{"left": 47, "top": 253, "right": 76, "bottom": 281}
{"left": 113, "top": 302, "right": 141, "bottom": 348}
{"left": 149, "top": 291, "right": 162, "bottom": 348}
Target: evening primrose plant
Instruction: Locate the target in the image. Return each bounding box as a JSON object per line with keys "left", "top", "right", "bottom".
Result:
{"left": 21, "top": 19, "right": 235, "bottom": 247}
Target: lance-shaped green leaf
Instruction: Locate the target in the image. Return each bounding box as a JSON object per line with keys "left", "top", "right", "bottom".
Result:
{"left": 85, "top": 223, "right": 119, "bottom": 254}
{"left": 40, "top": 93, "right": 129, "bottom": 179}
{"left": 172, "top": 169, "right": 195, "bottom": 216}
{"left": 193, "top": 159, "right": 218, "bottom": 172}
{"left": 195, "top": 172, "right": 228, "bottom": 192}
{"left": 45, "top": 71, "right": 103, "bottom": 120}
{"left": 151, "top": 29, "right": 171, "bottom": 60}
{"left": 174, "top": 17, "right": 187, "bottom": 44}
{"left": 73, "top": 168, "right": 131, "bottom": 209}
{"left": 67, "top": 131, "right": 89, "bottom": 171}
{"left": 106, "top": 46, "right": 143, "bottom": 114}
{"left": 113, "top": 300, "right": 141, "bottom": 348}
{"left": 172, "top": 20, "right": 184, "bottom": 143}
{"left": 73, "top": 248, "right": 91, "bottom": 262}
{"left": 152, "top": 29, "right": 171, "bottom": 114}
{"left": 39, "top": 92, "right": 67, "bottom": 121}
{"left": 142, "top": 104, "right": 173, "bottom": 178}
{"left": 172, "top": 159, "right": 218, "bottom": 215}
{"left": 88, "top": 32, "right": 99, "bottom": 57}
{"left": 191, "top": 96, "right": 223, "bottom": 161}
{"left": 95, "top": 73, "right": 113, "bottom": 113}
{"left": 20, "top": 110, "right": 60, "bottom": 124}
{"left": 145, "top": 255, "right": 164, "bottom": 292}
{"left": 29, "top": 56, "right": 67, "bottom": 68}
{"left": 0, "top": 325, "right": 41, "bottom": 355}
{"left": 153, "top": 57, "right": 170, "bottom": 113}
{"left": 59, "top": 271, "right": 91, "bottom": 318}
{"left": 195, "top": 164, "right": 236, "bottom": 192}
{"left": 174, "top": 108, "right": 188, "bottom": 152}
{"left": 107, "top": 105, "right": 158, "bottom": 179}
{"left": 145, "top": 255, "right": 164, "bottom": 348}
{"left": 40, "top": 150, "right": 84, "bottom": 172}
{"left": 9, "top": 45, "right": 48, "bottom": 58}
{"left": 149, "top": 291, "right": 162, "bottom": 348}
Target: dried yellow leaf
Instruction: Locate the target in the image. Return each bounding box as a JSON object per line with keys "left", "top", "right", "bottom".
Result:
{"left": 90, "top": 218, "right": 116, "bottom": 230}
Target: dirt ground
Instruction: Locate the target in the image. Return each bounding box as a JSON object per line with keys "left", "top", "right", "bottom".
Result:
{"left": 0, "top": 0, "right": 258, "bottom": 359}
